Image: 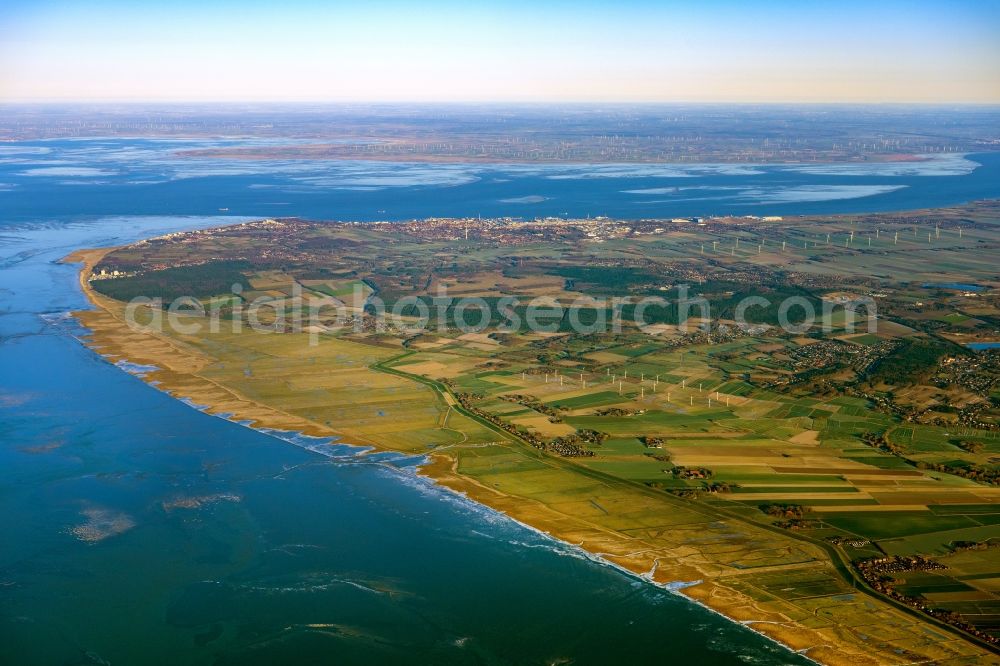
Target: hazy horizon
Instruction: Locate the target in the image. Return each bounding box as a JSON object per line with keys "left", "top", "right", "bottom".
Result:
{"left": 2, "top": 0, "right": 999, "bottom": 104}
{"left": 5, "top": 101, "right": 1000, "bottom": 107}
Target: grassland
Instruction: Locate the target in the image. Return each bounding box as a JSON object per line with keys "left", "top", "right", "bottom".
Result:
{"left": 70, "top": 203, "right": 1000, "bottom": 664}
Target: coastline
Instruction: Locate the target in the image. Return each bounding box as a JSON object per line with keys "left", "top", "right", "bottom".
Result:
{"left": 64, "top": 245, "right": 996, "bottom": 666}
{"left": 90, "top": 352, "right": 823, "bottom": 663}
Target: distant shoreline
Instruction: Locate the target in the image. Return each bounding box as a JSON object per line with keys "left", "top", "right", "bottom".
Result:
{"left": 174, "top": 144, "right": 942, "bottom": 165}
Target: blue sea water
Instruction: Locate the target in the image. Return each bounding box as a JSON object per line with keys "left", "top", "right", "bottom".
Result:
{"left": 2, "top": 138, "right": 999, "bottom": 665}
{"left": 922, "top": 282, "right": 986, "bottom": 292}
{"left": 0, "top": 139, "right": 998, "bottom": 223}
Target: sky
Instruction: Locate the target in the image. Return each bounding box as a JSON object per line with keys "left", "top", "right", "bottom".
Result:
{"left": 1, "top": 0, "right": 999, "bottom": 103}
